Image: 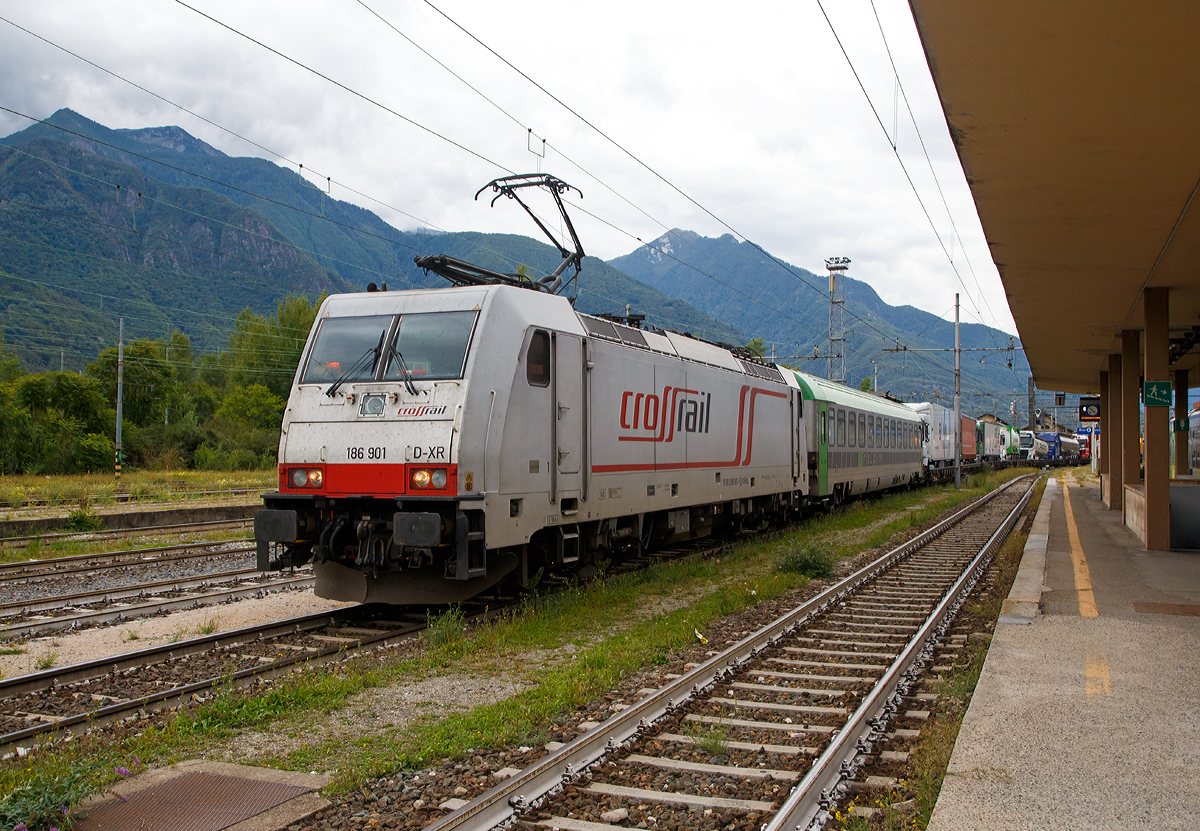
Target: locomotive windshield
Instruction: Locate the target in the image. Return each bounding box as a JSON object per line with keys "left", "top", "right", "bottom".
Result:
{"left": 1019, "top": 433, "right": 1033, "bottom": 447}
{"left": 383, "top": 310, "right": 478, "bottom": 381}
{"left": 302, "top": 315, "right": 393, "bottom": 384}
{"left": 300, "top": 310, "right": 479, "bottom": 385}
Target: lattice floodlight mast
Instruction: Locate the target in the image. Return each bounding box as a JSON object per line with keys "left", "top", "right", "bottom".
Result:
{"left": 413, "top": 174, "right": 585, "bottom": 300}
{"left": 826, "top": 256, "right": 850, "bottom": 383}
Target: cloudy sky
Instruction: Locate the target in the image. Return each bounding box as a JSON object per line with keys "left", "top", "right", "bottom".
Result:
{"left": 0, "top": 0, "right": 1016, "bottom": 336}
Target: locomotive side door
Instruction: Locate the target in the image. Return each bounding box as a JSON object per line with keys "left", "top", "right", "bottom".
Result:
{"left": 554, "top": 333, "right": 584, "bottom": 494}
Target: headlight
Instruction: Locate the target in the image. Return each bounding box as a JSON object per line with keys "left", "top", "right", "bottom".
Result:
{"left": 410, "top": 468, "right": 449, "bottom": 490}
{"left": 287, "top": 467, "right": 324, "bottom": 489}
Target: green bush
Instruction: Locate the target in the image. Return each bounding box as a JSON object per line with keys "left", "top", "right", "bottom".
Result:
{"left": 65, "top": 507, "right": 105, "bottom": 532}
{"left": 777, "top": 541, "right": 835, "bottom": 578}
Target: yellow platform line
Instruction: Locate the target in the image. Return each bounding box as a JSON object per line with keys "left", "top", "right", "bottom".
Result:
{"left": 1062, "top": 485, "right": 1099, "bottom": 617}
{"left": 1085, "top": 651, "right": 1113, "bottom": 697}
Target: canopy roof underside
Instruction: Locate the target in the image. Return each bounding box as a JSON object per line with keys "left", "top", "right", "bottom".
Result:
{"left": 909, "top": 1, "right": 1200, "bottom": 394}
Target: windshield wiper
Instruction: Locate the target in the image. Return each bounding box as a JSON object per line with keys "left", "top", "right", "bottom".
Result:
{"left": 325, "top": 332, "right": 386, "bottom": 397}
{"left": 385, "top": 342, "right": 419, "bottom": 395}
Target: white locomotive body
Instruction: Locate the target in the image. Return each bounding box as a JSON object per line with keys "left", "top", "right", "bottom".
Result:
{"left": 256, "top": 284, "right": 926, "bottom": 605}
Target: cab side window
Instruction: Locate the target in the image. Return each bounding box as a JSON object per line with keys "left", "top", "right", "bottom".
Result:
{"left": 526, "top": 330, "right": 550, "bottom": 386}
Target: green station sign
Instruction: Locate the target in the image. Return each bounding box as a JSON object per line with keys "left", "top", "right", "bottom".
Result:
{"left": 1143, "top": 381, "right": 1172, "bottom": 407}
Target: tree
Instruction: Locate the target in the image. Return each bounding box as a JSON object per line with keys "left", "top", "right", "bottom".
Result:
{"left": 860, "top": 377, "right": 873, "bottom": 392}
{"left": 228, "top": 294, "right": 323, "bottom": 398}
{"left": 86, "top": 338, "right": 177, "bottom": 427}
{"left": 746, "top": 337, "right": 768, "bottom": 358}
{"left": 215, "top": 384, "right": 286, "bottom": 430}
{"left": 14, "top": 372, "right": 108, "bottom": 433}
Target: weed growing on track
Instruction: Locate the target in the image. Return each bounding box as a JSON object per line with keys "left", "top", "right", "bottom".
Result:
{"left": 34, "top": 651, "right": 58, "bottom": 671}
{"left": 64, "top": 507, "right": 104, "bottom": 533}
{"left": 195, "top": 617, "right": 221, "bottom": 636}
{"left": 422, "top": 607, "right": 466, "bottom": 650}
{"left": 0, "top": 528, "right": 254, "bottom": 567}
{"left": 683, "top": 720, "right": 731, "bottom": 756}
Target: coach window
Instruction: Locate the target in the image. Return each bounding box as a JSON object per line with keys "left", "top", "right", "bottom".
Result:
{"left": 858, "top": 413, "right": 866, "bottom": 447}
{"left": 526, "top": 330, "right": 550, "bottom": 386}
{"left": 837, "top": 409, "right": 846, "bottom": 446}
{"left": 867, "top": 415, "right": 874, "bottom": 448}
{"left": 875, "top": 417, "right": 882, "bottom": 448}
{"left": 847, "top": 410, "right": 855, "bottom": 447}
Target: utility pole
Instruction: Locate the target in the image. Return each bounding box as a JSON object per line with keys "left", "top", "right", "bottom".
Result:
{"left": 115, "top": 319, "right": 124, "bottom": 481}
{"left": 1028, "top": 377, "right": 1036, "bottom": 430}
{"left": 954, "top": 294, "right": 961, "bottom": 489}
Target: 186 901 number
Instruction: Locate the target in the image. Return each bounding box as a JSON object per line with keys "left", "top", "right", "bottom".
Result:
{"left": 347, "top": 447, "right": 386, "bottom": 460}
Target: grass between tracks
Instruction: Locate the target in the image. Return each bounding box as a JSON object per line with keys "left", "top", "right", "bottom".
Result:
{"left": 0, "top": 468, "right": 1033, "bottom": 827}
{"left": 0, "top": 470, "right": 272, "bottom": 513}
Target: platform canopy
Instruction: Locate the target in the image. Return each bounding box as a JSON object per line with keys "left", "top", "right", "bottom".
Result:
{"left": 908, "top": 1, "right": 1200, "bottom": 394}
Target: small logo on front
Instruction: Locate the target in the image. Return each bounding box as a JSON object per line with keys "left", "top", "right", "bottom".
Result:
{"left": 396, "top": 404, "right": 448, "bottom": 419}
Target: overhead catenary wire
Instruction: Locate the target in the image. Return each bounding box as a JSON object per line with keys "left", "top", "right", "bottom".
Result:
{"left": 171, "top": 0, "right": 512, "bottom": 176}
{"left": 812, "top": 0, "right": 995, "bottom": 343}
{"left": 12, "top": 6, "right": 945, "bottom": 364}
{"left": 412, "top": 0, "right": 986, "bottom": 385}
{"left": 4, "top": 7, "right": 1011, "bottom": 395}
{"left": 867, "top": 0, "right": 1001, "bottom": 341}
{"left": 354, "top": 0, "right": 827, "bottom": 339}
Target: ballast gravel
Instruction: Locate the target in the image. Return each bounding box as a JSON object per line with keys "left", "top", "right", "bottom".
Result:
{"left": 0, "top": 589, "right": 356, "bottom": 679}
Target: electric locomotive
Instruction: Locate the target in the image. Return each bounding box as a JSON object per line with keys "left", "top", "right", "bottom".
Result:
{"left": 254, "top": 174, "right": 926, "bottom": 605}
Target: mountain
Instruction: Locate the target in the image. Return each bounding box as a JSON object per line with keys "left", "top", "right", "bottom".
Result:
{"left": 0, "top": 110, "right": 741, "bottom": 368}
{"left": 0, "top": 135, "right": 348, "bottom": 369}
{"left": 610, "top": 231, "right": 1032, "bottom": 412}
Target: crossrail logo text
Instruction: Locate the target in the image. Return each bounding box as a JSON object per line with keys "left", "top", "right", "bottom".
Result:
{"left": 396, "top": 404, "right": 448, "bottom": 418}
{"left": 618, "top": 387, "right": 711, "bottom": 443}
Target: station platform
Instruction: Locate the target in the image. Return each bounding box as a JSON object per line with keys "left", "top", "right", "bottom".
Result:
{"left": 928, "top": 471, "right": 1200, "bottom": 830}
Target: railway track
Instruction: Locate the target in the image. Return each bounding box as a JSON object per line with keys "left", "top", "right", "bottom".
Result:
{"left": 0, "top": 517, "right": 253, "bottom": 549}
{"left": 0, "top": 538, "right": 253, "bottom": 580}
{"left": 0, "top": 572, "right": 315, "bottom": 639}
{"left": 424, "top": 473, "right": 1037, "bottom": 831}
{"left": 0, "top": 538, "right": 275, "bottom": 638}
{"left": 0, "top": 605, "right": 426, "bottom": 758}
{"left": 0, "top": 530, "right": 739, "bottom": 757}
